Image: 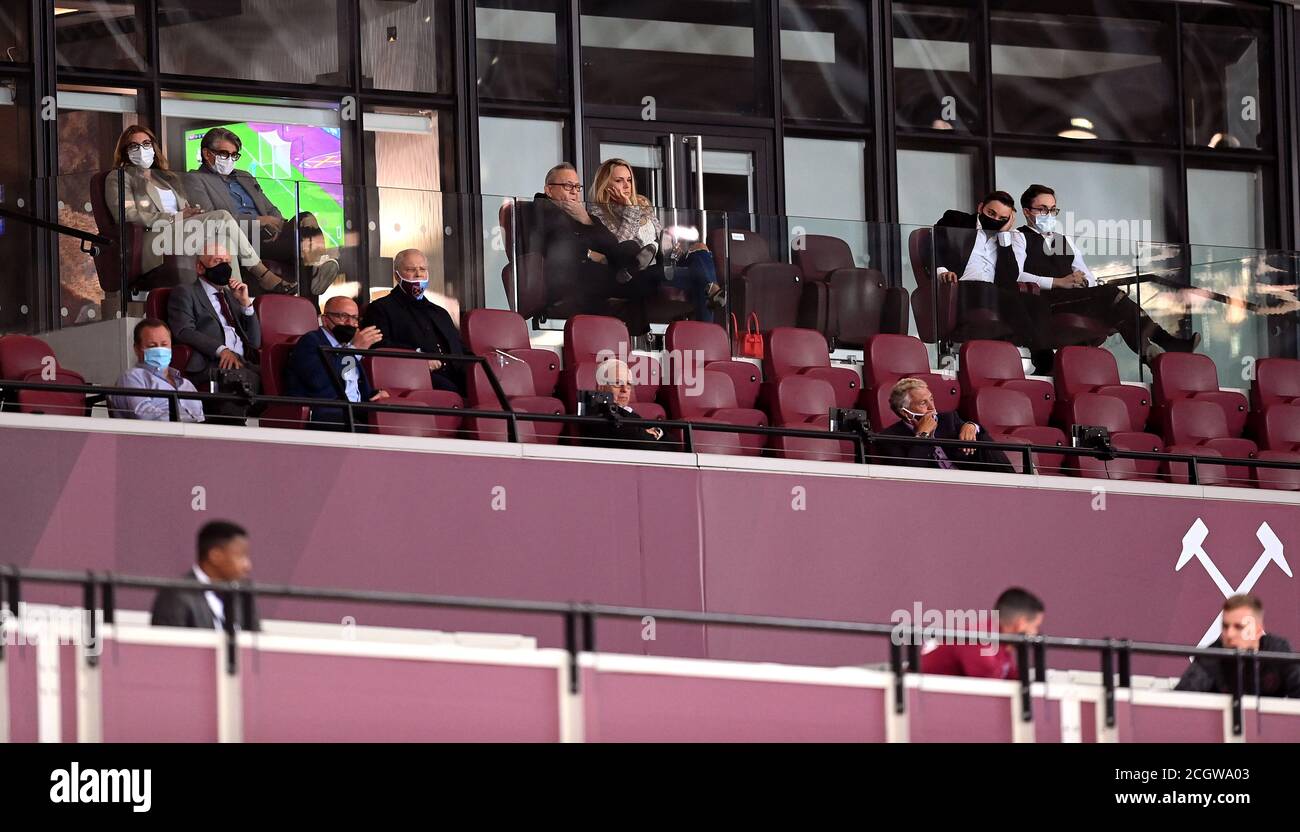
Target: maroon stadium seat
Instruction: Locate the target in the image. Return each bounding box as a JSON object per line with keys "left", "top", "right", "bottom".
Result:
{"left": 1259, "top": 404, "right": 1300, "bottom": 452}
{"left": 762, "top": 327, "right": 860, "bottom": 409}
{"left": 794, "top": 234, "right": 908, "bottom": 346}
{"left": 1152, "top": 352, "right": 1248, "bottom": 438}
{"left": 0, "top": 335, "right": 88, "bottom": 416}
{"left": 16, "top": 368, "right": 88, "bottom": 416}
{"left": 1067, "top": 393, "right": 1164, "bottom": 481}
{"left": 144, "top": 287, "right": 193, "bottom": 370}
{"left": 971, "top": 387, "right": 1067, "bottom": 475}
{"left": 560, "top": 315, "right": 665, "bottom": 418}
{"left": 1249, "top": 358, "right": 1300, "bottom": 440}
{"left": 1053, "top": 345, "right": 1151, "bottom": 432}
{"left": 708, "top": 228, "right": 803, "bottom": 333}
{"left": 1254, "top": 451, "right": 1300, "bottom": 491}
{"left": 958, "top": 340, "right": 1054, "bottom": 426}
{"left": 372, "top": 389, "right": 464, "bottom": 439}
{"left": 666, "top": 369, "right": 766, "bottom": 456}
{"left": 907, "top": 227, "right": 957, "bottom": 344}
{"left": 0, "top": 333, "right": 55, "bottom": 380}
{"left": 249, "top": 294, "right": 319, "bottom": 429}
{"left": 466, "top": 358, "right": 564, "bottom": 444}
{"left": 498, "top": 199, "right": 548, "bottom": 321}
{"left": 665, "top": 320, "right": 761, "bottom": 409}
{"left": 767, "top": 376, "right": 854, "bottom": 462}
{"left": 860, "top": 333, "right": 961, "bottom": 430}
{"left": 463, "top": 308, "right": 560, "bottom": 397}
{"left": 1164, "top": 399, "right": 1257, "bottom": 487}
{"left": 366, "top": 348, "right": 433, "bottom": 397}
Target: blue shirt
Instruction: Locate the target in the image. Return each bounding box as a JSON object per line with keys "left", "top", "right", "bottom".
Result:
{"left": 224, "top": 177, "right": 260, "bottom": 219}
{"left": 321, "top": 327, "right": 361, "bottom": 403}
{"left": 110, "top": 363, "right": 205, "bottom": 422}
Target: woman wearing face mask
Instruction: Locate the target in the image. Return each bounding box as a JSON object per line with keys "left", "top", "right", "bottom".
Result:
{"left": 104, "top": 125, "right": 290, "bottom": 293}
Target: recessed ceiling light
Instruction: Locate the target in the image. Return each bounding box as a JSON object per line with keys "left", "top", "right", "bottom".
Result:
{"left": 1069, "top": 117, "right": 1094, "bottom": 130}
{"left": 54, "top": 7, "right": 79, "bottom": 15}
{"left": 1058, "top": 128, "right": 1097, "bottom": 140}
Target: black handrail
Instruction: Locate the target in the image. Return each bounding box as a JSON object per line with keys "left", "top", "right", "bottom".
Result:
{"left": 2, "top": 377, "right": 1298, "bottom": 480}
{"left": 0, "top": 204, "right": 113, "bottom": 252}
{"left": 2, "top": 564, "right": 1296, "bottom": 736}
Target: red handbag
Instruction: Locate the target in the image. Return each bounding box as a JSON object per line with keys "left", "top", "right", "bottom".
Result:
{"left": 731, "top": 312, "right": 764, "bottom": 360}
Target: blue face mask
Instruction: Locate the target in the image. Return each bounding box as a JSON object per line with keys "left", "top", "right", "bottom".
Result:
{"left": 1034, "top": 213, "right": 1058, "bottom": 234}
{"left": 143, "top": 346, "right": 172, "bottom": 371}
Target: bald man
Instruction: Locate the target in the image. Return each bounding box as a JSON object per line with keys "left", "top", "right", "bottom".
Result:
{"left": 286, "top": 295, "right": 389, "bottom": 430}
{"left": 360, "top": 248, "right": 467, "bottom": 394}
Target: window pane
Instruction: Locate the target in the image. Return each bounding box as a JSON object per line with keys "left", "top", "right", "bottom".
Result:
{"left": 1183, "top": 14, "right": 1270, "bottom": 151}
{"left": 579, "top": 0, "right": 766, "bottom": 118}
{"left": 990, "top": 4, "right": 1175, "bottom": 143}
{"left": 0, "top": 77, "right": 35, "bottom": 332}
{"left": 1187, "top": 168, "right": 1264, "bottom": 249}
{"left": 476, "top": 0, "right": 567, "bottom": 104}
{"left": 893, "top": 1, "right": 980, "bottom": 134}
{"left": 994, "top": 155, "right": 1169, "bottom": 243}
{"left": 0, "top": 4, "right": 28, "bottom": 64}
{"left": 780, "top": 0, "right": 870, "bottom": 124}
{"left": 362, "top": 0, "right": 452, "bottom": 93}
{"left": 785, "top": 137, "right": 865, "bottom": 221}
{"left": 57, "top": 89, "right": 139, "bottom": 175}
{"left": 897, "top": 146, "right": 973, "bottom": 225}
{"left": 158, "top": 1, "right": 346, "bottom": 86}
{"left": 55, "top": 2, "right": 147, "bottom": 71}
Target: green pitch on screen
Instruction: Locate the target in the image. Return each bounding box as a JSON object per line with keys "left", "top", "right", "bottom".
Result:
{"left": 184, "top": 124, "right": 345, "bottom": 248}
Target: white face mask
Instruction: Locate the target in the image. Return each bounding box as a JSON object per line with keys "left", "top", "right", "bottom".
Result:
{"left": 127, "top": 146, "right": 154, "bottom": 169}
{"left": 1034, "top": 213, "right": 1058, "bottom": 234}
{"left": 211, "top": 154, "right": 237, "bottom": 176}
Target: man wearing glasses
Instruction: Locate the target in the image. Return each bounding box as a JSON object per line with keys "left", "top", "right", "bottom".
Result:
{"left": 525, "top": 163, "right": 648, "bottom": 329}
{"left": 1017, "top": 183, "right": 1198, "bottom": 370}
{"left": 186, "top": 127, "right": 336, "bottom": 297}
{"left": 286, "top": 295, "right": 389, "bottom": 430}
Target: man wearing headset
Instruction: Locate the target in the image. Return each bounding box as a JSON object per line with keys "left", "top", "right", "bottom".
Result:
{"left": 874, "top": 377, "right": 1013, "bottom": 473}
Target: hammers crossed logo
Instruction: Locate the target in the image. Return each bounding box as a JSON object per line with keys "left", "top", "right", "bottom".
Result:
{"left": 1178, "top": 518, "right": 1293, "bottom": 647}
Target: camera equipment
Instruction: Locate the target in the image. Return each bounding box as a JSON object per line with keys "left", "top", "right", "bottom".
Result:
{"left": 829, "top": 407, "right": 870, "bottom": 435}
{"left": 1071, "top": 423, "right": 1114, "bottom": 459}
{"left": 577, "top": 389, "right": 615, "bottom": 417}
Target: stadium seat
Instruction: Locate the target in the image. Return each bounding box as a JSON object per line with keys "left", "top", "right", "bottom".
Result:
{"left": 1259, "top": 404, "right": 1300, "bottom": 452}
{"left": 463, "top": 308, "right": 560, "bottom": 397}
{"left": 907, "top": 227, "right": 957, "bottom": 345}
{"left": 1164, "top": 399, "right": 1257, "bottom": 487}
{"left": 708, "top": 228, "right": 803, "bottom": 333}
{"left": 145, "top": 288, "right": 192, "bottom": 370}
{"left": 16, "top": 368, "right": 88, "bottom": 416}
{"left": 0, "top": 334, "right": 88, "bottom": 416}
{"left": 665, "top": 320, "right": 761, "bottom": 409}
{"left": 498, "top": 199, "right": 549, "bottom": 321}
{"left": 1066, "top": 393, "right": 1164, "bottom": 481}
{"left": 860, "top": 333, "right": 961, "bottom": 430}
{"left": 794, "top": 234, "right": 908, "bottom": 347}
{"left": 1053, "top": 345, "right": 1151, "bottom": 433}
{"left": 958, "top": 340, "right": 1054, "bottom": 426}
{"left": 0, "top": 333, "right": 56, "bottom": 380}
{"left": 371, "top": 389, "right": 464, "bottom": 439}
{"left": 971, "top": 387, "right": 1067, "bottom": 475}
{"left": 466, "top": 358, "right": 564, "bottom": 444}
{"left": 767, "top": 376, "right": 855, "bottom": 462}
{"left": 366, "top": 348, "right": 433, "bottom": 397}
{"left": 251, "top": 294, "right": 319, "bottom": 429}
{"left": 762, "top": 327, "right": 861, "bottom": 409}
{"left": 1152, "top": 352, "right": 1248, "bottom": 438}
{"left": 1253, "top": 450, "right": 1300, "bottom": 491}
{"left": 560, "top": 315, "right": 665, "bottom": 420}
{"left": 666, "top": 369, "right": 766, "bottom": 456}
{"left": 1249, "top": 358, "right": 1300, "bottom": 439}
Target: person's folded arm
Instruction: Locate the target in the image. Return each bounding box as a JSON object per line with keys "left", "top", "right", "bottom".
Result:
{"left": 1071, "top": 246, "right": 1097, "bottom": 286}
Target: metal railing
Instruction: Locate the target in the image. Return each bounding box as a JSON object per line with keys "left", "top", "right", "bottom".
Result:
{"left": 1, "top": 565, "right": 1295, "bottom": 737}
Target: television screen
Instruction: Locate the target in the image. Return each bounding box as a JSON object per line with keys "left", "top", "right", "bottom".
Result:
{"left": 183, "top": 122, "right": 346, "bottom": 249}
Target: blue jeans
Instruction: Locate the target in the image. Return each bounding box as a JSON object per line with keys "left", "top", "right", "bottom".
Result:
{"left": 667, "top": 249, "right": 719, "bottom": 322}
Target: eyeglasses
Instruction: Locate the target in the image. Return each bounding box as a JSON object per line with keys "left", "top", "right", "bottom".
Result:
{"left": 324, "top": 312, "right": 360, "bottom": 324}
{"left": 1028, "top": 207, "right": 1061, "bottom": 216}
{"left": 547, "top": 182, "right": 583, "bottom": 194}
{"left": 125, "top": 140, "right": 153, "bottom": 153}
{"left": 210, "top": 150, "right": 242, "bottom": 162}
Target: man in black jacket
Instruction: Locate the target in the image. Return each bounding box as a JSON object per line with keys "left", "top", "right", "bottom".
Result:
{"left": 874, "top": 377, "right": 1014, "bottom": 473}
{"left": 151, "top": 520, "right": 259, "bottom": 631}
{"left": 360, "top": 248, "right": 468, "bottom": 394}
{"left": 582, "top": 358, "right": 673, "bottom": 451}
{"left": 1176, "top": 594, "right": 1300, "bottom": 698}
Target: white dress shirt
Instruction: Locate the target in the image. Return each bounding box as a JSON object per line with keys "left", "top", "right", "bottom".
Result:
{"left": 1017, "top": 231, "right": 1098, "bottom": 290}
{"left": 938, "top": 215, "right": 1029, "bottom": 284}
{"left": 192, "top": 564, "right": 224, "bottom": 629}
{"left": 202, "top": 280, "right": 254, "bottom": 357}
{"left": 109, "top": 363, "right": 205, "bottom": 422}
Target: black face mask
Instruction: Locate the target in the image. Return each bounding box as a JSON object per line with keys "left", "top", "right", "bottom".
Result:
{"left": 331, "top": 323, "right": 357, "bottom": 344}
{"left": 203, "top": 262, "right": 233, "bottom": 287}
{"left": 978, "top": 212, "right": 1005, "bottom": 232}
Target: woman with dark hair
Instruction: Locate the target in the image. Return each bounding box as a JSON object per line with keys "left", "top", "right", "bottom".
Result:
{"left": 104, "top": 124, "right": 290, "bottom": 292}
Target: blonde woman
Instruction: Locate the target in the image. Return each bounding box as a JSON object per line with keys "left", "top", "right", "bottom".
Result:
{"left": 589, "top": 158, "right": 661, "bottom": 274}
{"left": 104, "top": 125, "right": 293, "bottom": 293}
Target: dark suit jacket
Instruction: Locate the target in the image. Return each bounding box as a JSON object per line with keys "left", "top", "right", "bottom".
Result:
{"left": 150, "top": 570, "right": 260, "bottom": 631}
{"left": 361, "top": 288, "right": 467, "bottom": 393}
{"left": 184, "top": 165, "right": 280, "bottom": 222}
{"left": 168, "top": 279, "right": 262, "bottom": 374}
{"left": 523, "top": 193, "right": 627, "bottom": 305}
{"left": 933, "top": 209, "right": 1019, "bottom": 287}
{"left": 285, "top": 327, "right": 377, "bottom": 428}
{"left": 874, "top": 411, "right": 1013, "bottom": 472}
{"left": 582, "top": 404, "right": 674, "bottom": 451}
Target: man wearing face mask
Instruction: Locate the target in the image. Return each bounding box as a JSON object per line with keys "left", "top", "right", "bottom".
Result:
{"left": 360, "top": 248, "right": 468, "bottom": 394}
{"left": 185, "top": 127, "right": 336, "bottom": 296}
{"left": 168, "top": 244, "right": 262, "bottom": 423}
{"left": 286, "top": 296, "right": 390, "bottom": 430}
{"left": 873, "top": 377, "right": 1013, "bottom": 472}
{"left": 932, "top": 191, "right": 1051, "bottom": 368}
{"left": 109, "top": 318, "right": 205, "bottom": 422}
{"left": 1017, "top": 184, "right": 1199, "bottom": 370}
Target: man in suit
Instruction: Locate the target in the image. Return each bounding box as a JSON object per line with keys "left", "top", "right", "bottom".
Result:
{"left": 167, "top": 244, "right": 262, "bottom": 424}
{"left": 184, "top": 126, "right": 338, "bottom": 296}
{"left": 285, "top": 295, "right": 390, "bottom": 430}
{"left": 581, "top": 358, "right": 673, "bottom": 451}
{"left": 874, "top": 377, "right": 1014, "bottom": 472}
{"left": 933, "top": 191, "right": 1052, "bottom": 371}
{"left": 151, "top": 520, "right": 259, "bottom": 631}
{"left": 361, "top": 247, "right": 468, "bottom": 394}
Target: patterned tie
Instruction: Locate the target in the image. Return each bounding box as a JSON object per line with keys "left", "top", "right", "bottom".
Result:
{"left": 934, "top": 445, "right": 956, "bottom": 470}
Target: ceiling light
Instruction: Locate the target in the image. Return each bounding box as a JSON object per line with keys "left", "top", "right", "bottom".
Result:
{"left": 1058, "top": 128, "right": 1097, "bottom": 140}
